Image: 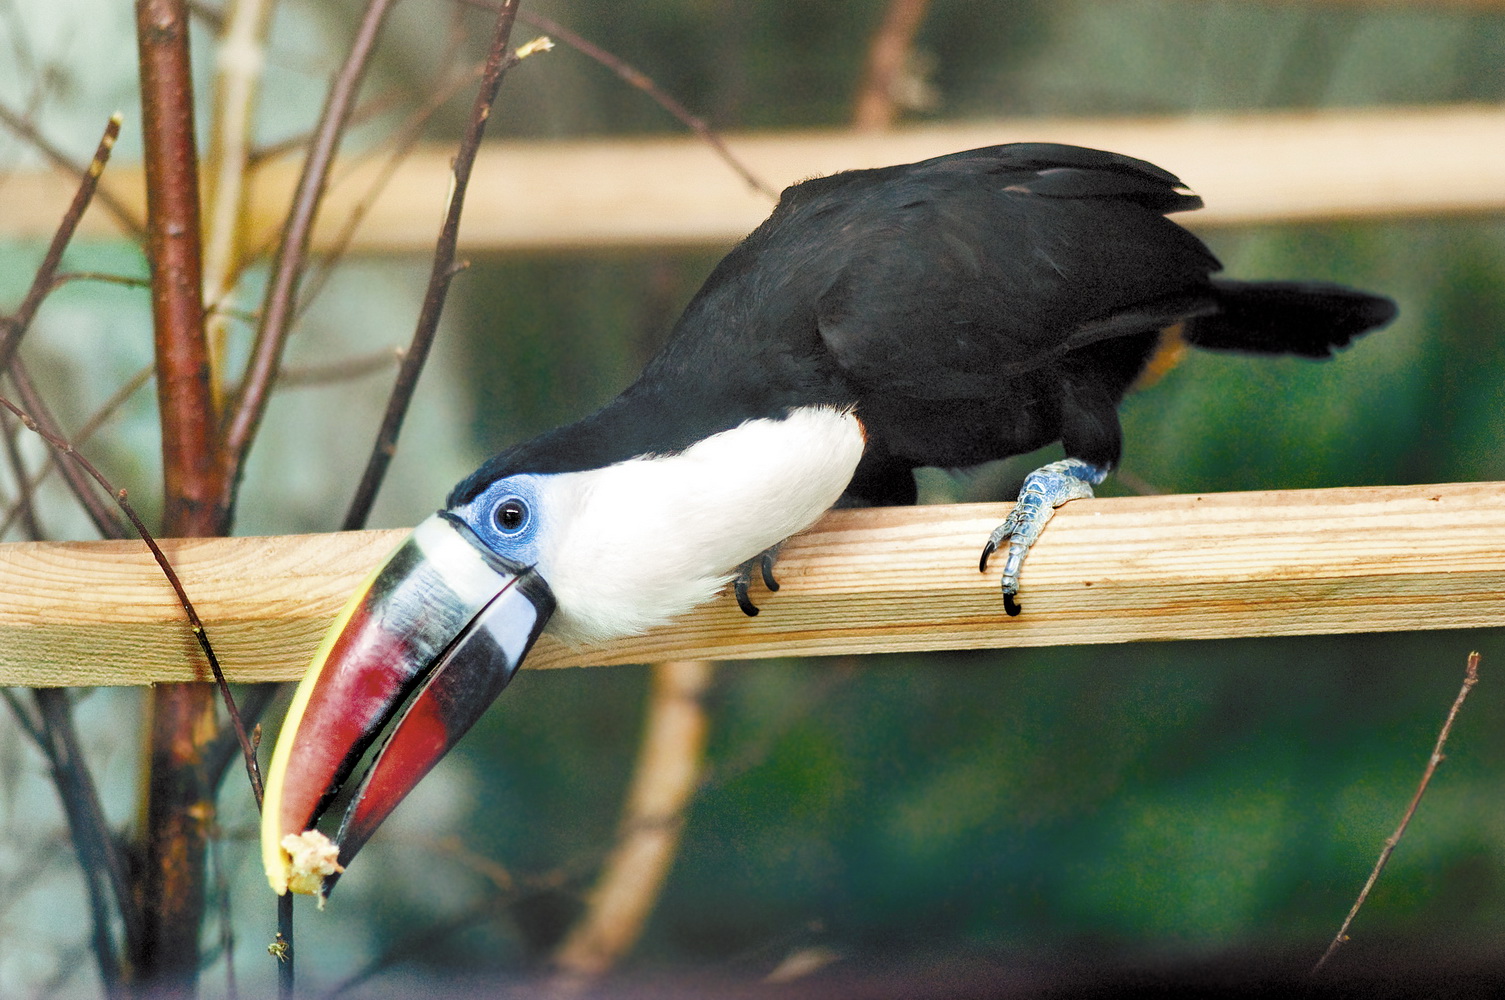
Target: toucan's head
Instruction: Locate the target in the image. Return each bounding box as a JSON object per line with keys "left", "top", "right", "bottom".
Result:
{"left": 260, "top": 406, "right": 866, "bottom": 899}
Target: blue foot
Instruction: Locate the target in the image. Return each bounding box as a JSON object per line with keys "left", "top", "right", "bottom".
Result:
{"left": 979, "top": 459, "right": 1109, "bottom": 616}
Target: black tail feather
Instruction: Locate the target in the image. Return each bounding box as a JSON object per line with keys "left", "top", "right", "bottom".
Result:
{"left": 1186, "top": 279, "right": 1397, "bottom": 358}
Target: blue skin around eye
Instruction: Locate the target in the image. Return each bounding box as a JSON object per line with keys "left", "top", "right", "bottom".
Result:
{"left": 451, "top": 474, "right": 545, "bottom": 567}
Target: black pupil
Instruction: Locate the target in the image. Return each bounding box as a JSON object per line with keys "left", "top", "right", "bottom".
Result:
{"left": 496, "top": 499, "right": 526, "bottom": 531}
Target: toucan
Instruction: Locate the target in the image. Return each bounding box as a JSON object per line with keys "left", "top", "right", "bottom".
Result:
{"left": 261, "top": 142, "right": 1396, "bottom": 898}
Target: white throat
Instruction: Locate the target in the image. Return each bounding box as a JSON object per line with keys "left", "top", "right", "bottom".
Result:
{"left": 534, "top": 406, "right": 865, "bottom": 646}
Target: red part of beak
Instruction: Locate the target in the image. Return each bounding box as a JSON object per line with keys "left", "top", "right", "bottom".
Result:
{"left": 261, "top": 514, "right": 553, "bottom": 898}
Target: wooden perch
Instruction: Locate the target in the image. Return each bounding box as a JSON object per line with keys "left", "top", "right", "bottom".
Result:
{"left": 3, "top": 481, "right": 1503, "bottom": 688}
{"left": 3, "top": 104, "right": 1503, "bottom": 251}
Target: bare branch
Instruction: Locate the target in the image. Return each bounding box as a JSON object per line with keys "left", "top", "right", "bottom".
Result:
{"left": 1313, "top": 651, "right": 1482, "bottom": 974}
{"left": 0, "top": 114, "right": 122, "bottom": 380}
{"left": 342, "top": 0, "right": 523, "bottom": 531}
{"left": 222, "top": 0, "right": 400, "bottom": 497}
{"left": 0, "top": 102, "right": 146, "bottom": 240}
{"left": 295, "top": 64, "right": 484, "bottom": 322}
{"left": 138, "top": 0, "right": 227, "bottom": 539}
{"left": 202, "top": 681, "right": 278, "bottom": 790}
{"left": 0, "top": 365, "right": 151, "bottom": 539}
{"left": 0, "top": 408, "right": 43, "bottom": 539}
{"left": 27, "top": 688, "right": 142, "bottom": 995}
{"left": 276, "top": 891, "right": 294, "bottom": 998}
{"left": 5, "top": 357, "right": 127, "bottom": 538}
{"left": 246, "top": 84, "right": 408, "bottom": 167}
{"left": 50, "top": 271, "right": 152, "bottom": 294}
{"left": 509, "top": 4, "right": 776, "bottom": 199}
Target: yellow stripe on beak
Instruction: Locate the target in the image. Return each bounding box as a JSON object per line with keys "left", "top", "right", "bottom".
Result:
{"left": 260, "top": 560, "right": 384, "bottom": 895}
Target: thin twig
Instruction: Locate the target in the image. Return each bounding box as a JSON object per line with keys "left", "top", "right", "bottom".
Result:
{"left": 0, "top": 408, "right": 43, "bottom": 539}
{"left": 0, "top": 688, "right": 44, "bottom": 745}
{"left": 505, "top": 4, "right": 776, "bottom": 199}
{"left": 50, "top": 271, "right": 153, "bottom": 294}
{"left": 267, "top": 347, "right": 404, "bottom": 390}
{"left": 0, "top": 364, "right": 151, "bottom": 539}
{"left": 6, "top": 357, "right": 126, "bottom": 538}
{"left": 1312, "top": 651, "right": 1482, "bottom": 974}
{"left": 0, "top": 392, "right": 262, "bottom": 807}
{"left": 206, "top": 80, "right": 417, "bottom": 336}
{"left": 0, "top": 102, "right": 146, "bottom": 240}
{"left": 31, "top": 688, "right": 141, "bottom": 996}
{"left": 222, "top": 0, "right": 399, "bottom": 496}
{"left": 276, "top": 892, "right": 294, "bottom": 999}
{"left": 202, "top": 682, "right": 278, "bottom": 790}
{"left": 295, "top": 63, "right": 484, "bottom": 322}
{"left": 342, "top": 0, "right": 523, "bottom": 531}
{"left": 245, "top": 84, "right": 409, "bottom": 167}
{"left": 0, "top": 113, "right": 122, "bottom": 380}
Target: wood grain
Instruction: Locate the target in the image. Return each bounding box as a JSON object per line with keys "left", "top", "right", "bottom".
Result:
{"left": 3, "top": 105, "right": 1501, "bottom": 251}
{"left": 3, "top": 482, "right": 1503, "bottom": 688}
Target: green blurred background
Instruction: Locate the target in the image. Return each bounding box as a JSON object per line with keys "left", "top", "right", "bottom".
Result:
{"left": 2, "top": 0, "right": 1504, "bottom": 995}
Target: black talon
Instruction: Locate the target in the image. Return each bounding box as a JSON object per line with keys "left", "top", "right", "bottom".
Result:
{"left": 759, "top": 551, "right": 780, "bottom": 592}
{"left": 979, "top": 540, "right": 996, "bottom": 573}
{"left": 734, "top": 544, "right": 784, "bottom": 617}
{"left": 1003, "top": 593, "right": 1022, "bottom": 617}
{"left": 734, "top": 578, "right": 761, "bottom": 617}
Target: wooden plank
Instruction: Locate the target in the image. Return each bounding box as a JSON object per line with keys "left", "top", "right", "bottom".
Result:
{"left": 3, "top": 481, "right": 1503, "bottom": 688}
{"left": 2, "top": 105, "right": 1501, "bottom": 252}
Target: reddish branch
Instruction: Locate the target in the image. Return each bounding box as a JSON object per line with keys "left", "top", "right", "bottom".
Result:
{"left": 342, "top": 0, "right": 523, "bottom": 530}
{"left": 221, "top": 0, "right": 399, "bottom": 499}
{"left": 135, "top": 0, "right": 231, "bottom": 991}
{"left": 138, "top": 0, "right": 227, "bottom": 537}
{"left": 1313, "top": 651, "right": 1482, "bottom": 973}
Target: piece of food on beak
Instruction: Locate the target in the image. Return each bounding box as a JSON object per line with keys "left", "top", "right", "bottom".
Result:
{"left": 281, "top": 830, "right": 344, "bottom": 903}
{"left": 260, "top": 514, "right": 554, "bottom": 898}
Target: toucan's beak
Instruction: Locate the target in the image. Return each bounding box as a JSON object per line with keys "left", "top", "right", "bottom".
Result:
{"left": 260, "top": 513, "right": 554, "bottom": 898}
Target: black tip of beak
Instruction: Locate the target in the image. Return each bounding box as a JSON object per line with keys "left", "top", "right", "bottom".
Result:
{"left": 261, "top": 515, "right": 553, "bottom": 898}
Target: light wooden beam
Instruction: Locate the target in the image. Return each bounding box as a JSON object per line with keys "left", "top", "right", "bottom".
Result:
{"left": 2, "top": 105, "right": 1501, "bottom": 253}
{"left": 3, "top": 481, "right": 1503, "bottom": 688}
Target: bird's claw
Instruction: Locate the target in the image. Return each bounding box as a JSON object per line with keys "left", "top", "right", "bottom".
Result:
{"left": 980, "top": 458, "right": 1108, "bottom": 616}
{"left": 733, "top": 544, "right": 783, "bottom": 617}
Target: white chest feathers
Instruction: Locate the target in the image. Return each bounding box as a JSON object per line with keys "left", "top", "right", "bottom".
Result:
{"left": 533, "top": 406, "right": 865, "bottom": 646}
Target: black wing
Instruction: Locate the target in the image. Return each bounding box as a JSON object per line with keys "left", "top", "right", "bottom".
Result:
{"left": 801, "top": 144, "right": 1220, "bottom": 400}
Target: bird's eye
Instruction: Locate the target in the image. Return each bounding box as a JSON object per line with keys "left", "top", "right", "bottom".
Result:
{"left": 494, "top": 497, "right": 528, "bottom": 533}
